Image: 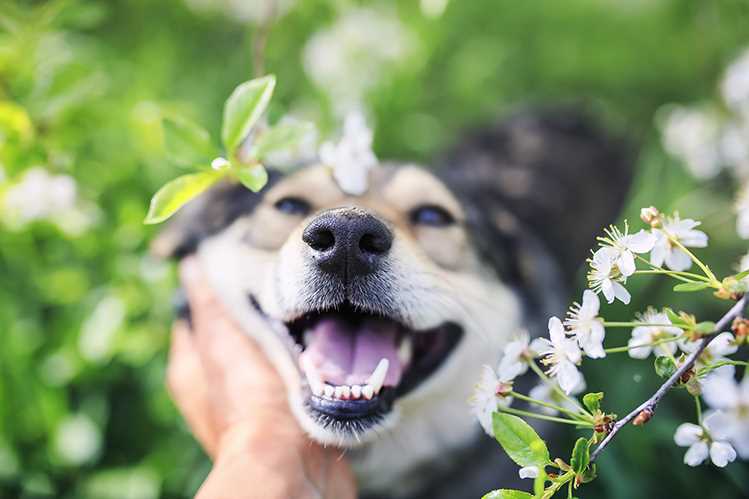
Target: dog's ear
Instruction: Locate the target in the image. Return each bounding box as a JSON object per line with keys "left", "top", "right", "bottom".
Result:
{"left": 437, "top": 107, "right": 634, "bottom": 279}
{"left": 150, "top": 170, "right": 281, "bottom": 259}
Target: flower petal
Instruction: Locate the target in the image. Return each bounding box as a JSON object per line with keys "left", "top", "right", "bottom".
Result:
{"left": 626, "top": 229, "right": 657, "bottom": 253}
{"left": 612, "top": 281, "right": 631, "bottom": 304}
{"left": 556, "top": 360, "right": 583, "bottom": 394}
{"left": 674, "top": 423, "right": 702, "bottom": 446}
{"left": 618, "top": 250, "right": 636, "bottom": 277}
{"left": 665, "top": 248, "right": 692, "bottom": 272}
{"left": 702, "top": 374, "right": 739, "bottom": 410}
{"left": 709, "top": 441, "right": 737, "bottom": 467}
{"left": 707, "top": 332, "right": 738, "bottom": 357}
{"left": 684, "top": 441, "right": 709, "bottom": 466}
{"left": 518, "top": 466, "right": 539, "bottom": 479}
{"left": 548, "top": 316, "right": 566, "bottom": 344}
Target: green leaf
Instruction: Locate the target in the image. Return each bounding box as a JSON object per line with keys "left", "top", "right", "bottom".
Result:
{"left": 582, "top": 392, "right": 603, "bottom": 414}
{"left": 144, "top": 170, "right": 223, "bottom": 224}
{"left": 654, "top": 356, "right": 677, "bottom": 378}
{"left": 162, "top": 117, "right": 216, "bottom": 167}
{"left": 492, "top": 413, "right": 550, "bottom": 468}
{"left": 695, "top": 321, "right": 716, "bottom": 334}
{"left": 482, "top": 490, "right": 533, "bottom": 499}
{"left": 733, "top": 269, "right": 749, "bottom": 281}
{"left": 664, "top": 308, "right": 686, "bottom": 326}
{"left": 570, "top": 438, "right": 590, "bottom": 473}
{"left": 234, "top": 164, "right": 268, "bottom": 192}
{"left": 251, "top": 121, "right": 314, "bottom": 161}
{"left": 673, "top": 282, "right": 711, "bottom": 292}
{"left": 221, "top": 75, "right": 276, "bottom": 156}
{"left": 580, "top": 463, "right": 598, "bottom": 483}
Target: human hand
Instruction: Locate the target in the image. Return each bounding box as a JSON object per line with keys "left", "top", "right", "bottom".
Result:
{"left": 166, "top": 257, "right": 356, "bottom": 499}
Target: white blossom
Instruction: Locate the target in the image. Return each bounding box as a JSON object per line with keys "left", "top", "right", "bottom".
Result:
{"left": 564, "top": 290, "right": 606, "bottom": 359}
{"left": 319, "top": 111, "right": 378, "bottom": 196}
{"left": 497, "top": 331, "right": 533, "bottom": 381}
{"left": 528, "top": 377, "right": 585, "bottom": 416}
{"left": 2, "top": 167, "right": 94, "bottom": 235}
{"left": 736, "top": 183, "right": 749, "bottom": 239}
{"left": 660, "top": 105, "right": 722, "bottom": 179}
{"left": 702, "top": 373, "right": 749, "bottom": 458}
{"left": 674, "top": 412, "right": 737, "bottom": 467}
{"left": 587, "top": 249, "right": 631, "bottom": 305}
{"left": 678, "top": 332, "right": 738, "bottom": 372}
{"left": 531, "top": 317, "right": 583, "bottom": 394}
{"left": 650, "top": 214, "right": 708, "bottom": 271}
{"left": 518, "top": 466, "right": 539, "bottom": 480}
{"left": 597, "top": 225, "right": 656, "bottom": 277}
{"left": 303, "top": 8, "right": 415, "bottom": 111}
{"left": 183, "top": 0, "right": 295, "bottom": 24}
{"left": 721, "top": 48, "right": 749, "bottom": 115}
{"left": 469, "top": 365, "right": 512, "bottom": 436}
{"left": 627, "top": 309, "right": 682, "bottom": 359}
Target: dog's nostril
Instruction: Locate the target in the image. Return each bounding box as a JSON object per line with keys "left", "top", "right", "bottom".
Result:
{"left": 304, "top": 228, "right": 335, "bottom": 252}
{"left": 359, "top": 232, "right": 391, "bottom": 255}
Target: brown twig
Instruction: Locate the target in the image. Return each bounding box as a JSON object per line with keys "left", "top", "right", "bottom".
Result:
{"left": 251, "top": 1, "right": 277, "bottom": 77}
{"left": 589, "top": 295, "right": 747, "bottom": 462}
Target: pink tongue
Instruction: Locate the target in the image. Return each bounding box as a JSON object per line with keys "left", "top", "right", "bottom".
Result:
{"left": 299, "top": 317, "right": 403, "bottom": 387}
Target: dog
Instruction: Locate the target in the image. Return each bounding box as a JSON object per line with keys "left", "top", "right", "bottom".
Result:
{"left": 153, "top": 108, "right": 632, "bottom": 498}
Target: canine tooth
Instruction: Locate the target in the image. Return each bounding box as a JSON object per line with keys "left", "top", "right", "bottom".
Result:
{"left": 351, "top": 385, "right": 362, "bottom": 399}
{"left": 367, "top": 358, "right": 389, "bottom": 394}
{"left": 324, "top": 385, "right": 335, "bottom": 398}
{"left": 334, "top": 386, "right": 344, "bottom": 399}
{"left": 340, "top": 385, "right": 351, "bottom": 399}
{"left": 362, "top": 385, "right": 374, "bottom": 400}
{"left": 398, "top": 336, "right": 413, "bottom": 365}
{"left": 301, "top": 358, "right": 325, "bottom": 397}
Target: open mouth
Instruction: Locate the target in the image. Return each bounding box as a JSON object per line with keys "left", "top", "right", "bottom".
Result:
{"left": 253, "top": 298, "right": 462, "bottom": 432}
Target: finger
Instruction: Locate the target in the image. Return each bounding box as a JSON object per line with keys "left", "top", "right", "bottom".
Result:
{"left": 166, "top": 320, "right": 219, "bottom": 455}
{"left": 178, "top": 257, "right": 286, "bottom": 415}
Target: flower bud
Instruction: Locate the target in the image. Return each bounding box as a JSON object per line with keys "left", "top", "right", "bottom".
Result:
{"left": 732, "top": 317, "right": 749, "bottom": 343}
{"left": 640, "top": 206, "right": 661, "bottom": 227}
{"left": 495, "top": 381, "right": 513, "bottom": 398}
{"left": 633, "top": 407, "right": 653, "bottom": 426}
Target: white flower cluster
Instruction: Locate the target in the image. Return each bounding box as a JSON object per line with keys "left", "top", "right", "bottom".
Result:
{"left": 589, "top": 216, "right": 708, "bottom": 305}
{"left": 471, "top": 205, "right": 748, "bottom": 473}
{"left": 658, "top": 47, "right": 749, "bottom": 238}
{"left": 2, "top": 167, "right": 95, "bottom": 235}
{"left": 303, "top": 7, "right": 416, "bottom": 113}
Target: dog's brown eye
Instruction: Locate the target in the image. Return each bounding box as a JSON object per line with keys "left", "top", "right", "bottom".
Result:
{"left": 274, "top": 197, "right": 311, "bottom": 216}
{"left": 410, "top": 205, "right": 455, "bottom": 227}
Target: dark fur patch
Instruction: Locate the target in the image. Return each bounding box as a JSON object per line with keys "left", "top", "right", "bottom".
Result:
{"left": 437, "top": 106, "right": 633, "bottom": 281}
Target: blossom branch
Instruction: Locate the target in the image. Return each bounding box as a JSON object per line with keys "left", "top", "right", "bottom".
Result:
{"left": 590, "top": 295, "right": 747, "bottom": 462}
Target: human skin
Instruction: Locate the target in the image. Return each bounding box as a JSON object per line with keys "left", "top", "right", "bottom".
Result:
{"left": 166, "top": 257, "right": 357, "bottom": 499}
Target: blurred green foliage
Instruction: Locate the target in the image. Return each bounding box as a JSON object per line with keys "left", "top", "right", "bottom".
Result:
{"left": 1, "top": 0, "right": 748, "bottom": 497}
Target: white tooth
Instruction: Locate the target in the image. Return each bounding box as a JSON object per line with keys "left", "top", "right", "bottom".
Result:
{"left": 340, "top": 385, "right": 351, "bottom": 399}
{"left": 301, "top": 358, "right": 325, "bottom": 397}
{"left": 362, "top": 385, "right": 374, "bottom": 400}
{"left": 367, "top": 358, "right": 389, "bottom": 394}
{"left": 334, "top": 386, "right": 344, "bottom": 399}
{"left": 324, "top": 385, "right": 335, "bottom": 398}
{"left": 351, "top": 385, "right": 362, "bottom": 399}
{"left": 398, "top": 336, "right": 413, "bottom": 365}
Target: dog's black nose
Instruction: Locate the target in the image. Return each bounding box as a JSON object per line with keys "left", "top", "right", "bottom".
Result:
{"left": 302, "top": 208, "right": 392, "bottom": 277}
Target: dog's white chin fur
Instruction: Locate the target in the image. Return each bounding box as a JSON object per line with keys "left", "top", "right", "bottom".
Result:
{"left": 195, "top": 222, "right": 523, "bottom": 497}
